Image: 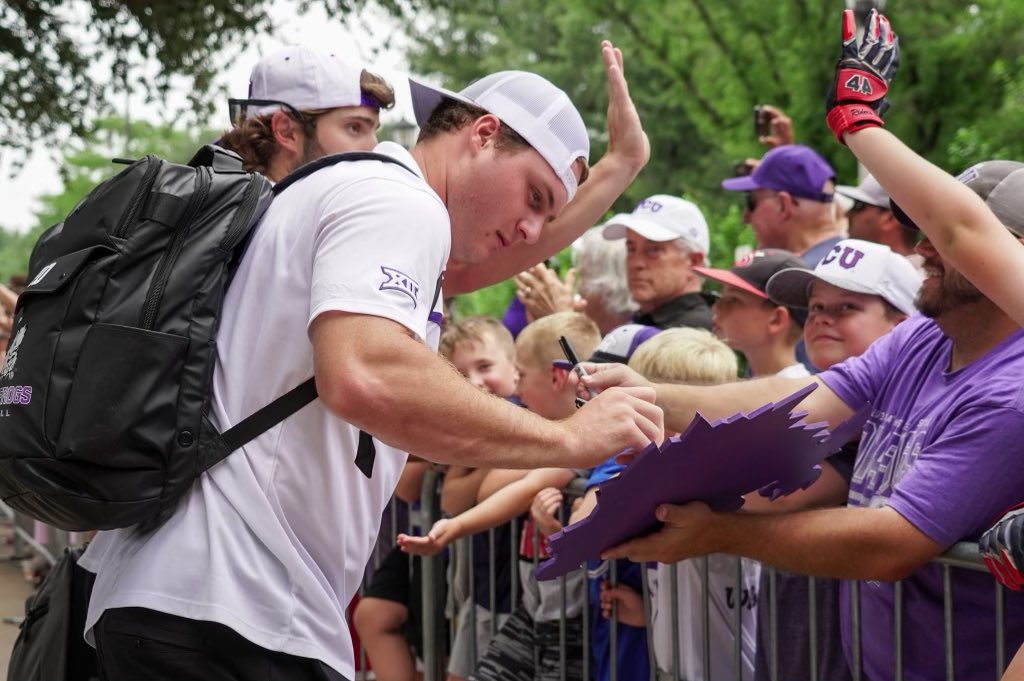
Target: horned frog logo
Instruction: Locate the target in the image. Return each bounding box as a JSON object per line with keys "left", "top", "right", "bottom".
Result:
{"left": 0, "top": 326, "right": 26, "bottom": 381}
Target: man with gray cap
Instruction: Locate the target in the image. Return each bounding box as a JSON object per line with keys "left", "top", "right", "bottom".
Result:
{"left": 836, "top": 174, "right": 918, "bottom": 257}
{"left": 80, "top": 42, "right": 663, "bottom": 681}
{"left": 721, "top": 144, "right": 844, "bottom": 266}
{"left": 602, "top": 195, "right": 714, "bottom": 330}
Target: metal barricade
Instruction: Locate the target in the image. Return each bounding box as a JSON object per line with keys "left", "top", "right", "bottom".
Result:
{"left": 394, "top": 475, "right": 1010, "bottom": 681}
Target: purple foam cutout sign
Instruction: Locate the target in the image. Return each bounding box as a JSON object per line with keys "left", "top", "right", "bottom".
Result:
{"left": 535, "top": 384, "right": 870, "bottom": 580}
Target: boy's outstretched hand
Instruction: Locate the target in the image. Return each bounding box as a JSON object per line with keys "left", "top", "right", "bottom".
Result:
{"left": 397, "top": 518, "right": 460, "bottom": 557}
{"left": 826, "top": 8, "right": 900, "bottom": 144}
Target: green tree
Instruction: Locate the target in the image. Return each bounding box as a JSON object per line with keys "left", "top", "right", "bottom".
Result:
{"left": 1, "top": 0, "right": 272, "bottom": 156}
{"left": 373, "top": 0, "right": 1023, "bottom": 317}
{"left": 392, "top": 0, "right": 1024, "bottom": 185}
{"left": 0, "top": 117, "right": 218, "bottom": 281}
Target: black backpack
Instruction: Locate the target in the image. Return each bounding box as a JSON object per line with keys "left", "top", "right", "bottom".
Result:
{"left": 0, "top": 146, "right": 411, "bottom": 531}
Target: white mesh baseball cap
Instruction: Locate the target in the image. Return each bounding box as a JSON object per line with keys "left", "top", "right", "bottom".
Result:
{"left": 601, "top": 195, "right": 710, "bottom": 263}
{"left": 766, "top": 238, "right": 922, "bottom": 316}
{"left": 409, "top": 71, "right": 590, "bottom": 202}
{"left": 233, "top": 45, "right": 373, "bottom": 120}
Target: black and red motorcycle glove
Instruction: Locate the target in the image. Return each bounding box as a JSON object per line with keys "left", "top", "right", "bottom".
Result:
{"left": 825, "top": 8, "right": 900, "bottom": 144}
{"left": 980, "top": 502, "right": 1024, "bottom": 591}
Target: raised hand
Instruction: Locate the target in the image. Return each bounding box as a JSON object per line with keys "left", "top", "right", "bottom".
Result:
{"left": 757, "top": 104, "right": 794, "bottom": 148}
{"left": 601, "top": 40, "right": 650, "bottom": 173}
{"left": 825, "top": 8, "right": 900, "bottom": 144}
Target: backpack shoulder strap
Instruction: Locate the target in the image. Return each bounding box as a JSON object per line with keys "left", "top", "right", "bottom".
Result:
{"left": 217, "top": 378, "right": 318, "bottom": 455}
{"left": 211, "top": 272, "right": 446, "bottom": 468}
{"left": 208, "top": 151, "right": 424, "bottom": 466}
{"left": 273, "top": 151, "right": 417, "bottom": 195}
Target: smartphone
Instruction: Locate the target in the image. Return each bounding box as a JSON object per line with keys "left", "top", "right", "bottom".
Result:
{"left": 753, "top": 105, "right": 771, "bottom": 137}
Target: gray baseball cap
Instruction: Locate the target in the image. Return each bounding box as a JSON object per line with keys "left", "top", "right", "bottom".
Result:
{"left": 891, "top": 161, "right": 1024, "bottom": 237}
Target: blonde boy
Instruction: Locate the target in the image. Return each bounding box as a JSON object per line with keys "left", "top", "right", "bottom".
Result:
{"left": 438, "top": 316, "right": 520, "bottom": 681}
{"left": 359, "top": 316, "right": 521, "bottom": 681}
{"left": 595, "top": 329, "right": 759, "bottom": 681}
{"left": 399, "top": 311, "right": 601, "bottom": 681}
{"left": 439, "top": 316, "right": 518, "bottom": 398}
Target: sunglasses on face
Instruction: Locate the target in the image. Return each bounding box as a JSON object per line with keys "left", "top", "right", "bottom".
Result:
{"left": 745, "top": 193, "right": 759, "bottom": 212}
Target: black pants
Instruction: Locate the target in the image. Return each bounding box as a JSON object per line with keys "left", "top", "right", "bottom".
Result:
{"left": 94, "top": 607, "right": 350, "bottom": 681}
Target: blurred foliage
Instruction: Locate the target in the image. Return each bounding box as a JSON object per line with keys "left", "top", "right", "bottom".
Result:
{"left": 0, "top": 0, "right": 269, "bottom": 160}
{"left": 373, "top": 0, "right": 1024, "bottom": 318}
{"left": 5, "top": 0, "right": 1023, "bottom": 318}
{"left": 0, "top": 118, "right": 217, "bottom": 281}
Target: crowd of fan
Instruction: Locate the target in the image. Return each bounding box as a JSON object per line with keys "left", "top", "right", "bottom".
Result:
{"left": 347, "top": 89, "right": 1022, "bottom": 679}
{"left": 22, "top": 7, "right": 1021, "bottom": 681}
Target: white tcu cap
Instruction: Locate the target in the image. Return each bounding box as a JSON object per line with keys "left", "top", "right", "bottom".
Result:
{"left": 242, "top": 45, "right": 366, "bottom": 118}
{"left": 409, "top": 71, "right": 589, "bottom": 203}
{"left": 602, "top": 195, "right": 710, "bottom": 261}
{"left": 766, "top": 238, "right": 922, "bottom": 316}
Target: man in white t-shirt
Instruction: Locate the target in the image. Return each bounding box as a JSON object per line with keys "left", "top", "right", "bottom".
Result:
{"left": 80, "top": 44, "right": 663, "bottom": 681}
{"left": 217, "top": 44, "right": 398, "bottom": 181}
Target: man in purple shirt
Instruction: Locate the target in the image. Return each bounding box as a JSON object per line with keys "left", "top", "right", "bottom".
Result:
{"left": 584, "top": 184, "right": 1024, "bottom": 679}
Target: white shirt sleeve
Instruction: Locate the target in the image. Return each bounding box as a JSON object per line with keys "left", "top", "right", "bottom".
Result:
{"left": 308, "top": 175, "right": 450, "bottom": 340}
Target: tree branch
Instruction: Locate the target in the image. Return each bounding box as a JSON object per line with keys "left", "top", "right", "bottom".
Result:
{"left": 607, "top": 3, "right": 726, "bottom": 128}
{"left": 687, "top": 0, "right": 757, "bottom": 95}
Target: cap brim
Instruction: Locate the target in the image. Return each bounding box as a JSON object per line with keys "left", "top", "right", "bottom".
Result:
{"left": 887, "top": 200, "right": 920, "bottom": 231}
{"left": 766, "top": 267, "right": 889, "bottom": 308}
{"left": 692, "top": 266, "right": 768, "bottom": 299}
{"left": 409, "top": 77, "right": 475, "bottom": 126}
{"left": 836, "top": 184, "right": 886, "bottom": 208}
{"left": 721, "top": 175, "right": 762, "bottom": 192}
{"left": 602, "top": 214, "right": 682, "bottom": 242}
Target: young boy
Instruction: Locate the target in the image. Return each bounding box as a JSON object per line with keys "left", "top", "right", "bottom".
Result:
{"left": 398, "top": 311, "right": 602, "bottom": 681}
{"left": 358, "top": 316, "right": 519, "bottom": 681}
{"left": 440, "top": 316, "right": 520, "bottom": 681}
{"left": 694, "top": 250, "right": 810, "bottom": 378}
{"left": 591, "top": 328, "right": 757, "bottom": 681}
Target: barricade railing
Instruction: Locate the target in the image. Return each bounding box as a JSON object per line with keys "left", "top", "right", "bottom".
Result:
{"left": 0, "top": 477, "right": 1001, "bottom": 680}
{"left": 355, "top": 473, "right": 1009, "bottom": 681}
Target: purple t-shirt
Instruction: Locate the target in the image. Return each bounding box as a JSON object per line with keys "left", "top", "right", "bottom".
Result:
{"left": 820, "top": 314, "right": 1024, "bottom": 680}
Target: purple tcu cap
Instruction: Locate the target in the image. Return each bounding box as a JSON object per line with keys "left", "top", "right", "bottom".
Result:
{"left": 721, "top": 144, "right": 835, "bottom": 203}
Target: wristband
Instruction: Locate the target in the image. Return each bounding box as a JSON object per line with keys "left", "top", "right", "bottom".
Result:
{"left": 826, "top": 103, "right": 884, "bottom": 145}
